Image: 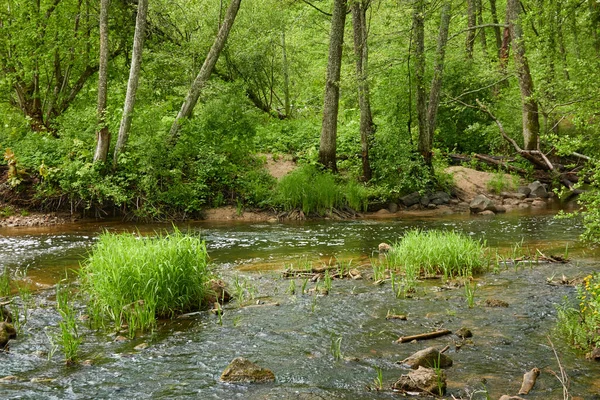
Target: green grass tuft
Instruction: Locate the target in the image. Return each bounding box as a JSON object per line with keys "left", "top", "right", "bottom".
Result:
{"left": 80, "top": 229, "right": 213, "bottom": 334}
{"left": 386, "top": 229, "right": 487, "bottom": 279}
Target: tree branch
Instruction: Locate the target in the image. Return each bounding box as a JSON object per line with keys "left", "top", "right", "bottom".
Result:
{"left": 300, "top": 0, "right": 332, "bottom": 16}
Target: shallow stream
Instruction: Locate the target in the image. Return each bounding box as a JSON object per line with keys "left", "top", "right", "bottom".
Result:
{"left": 0, "top": 210, "right": 599, "bottom": 399}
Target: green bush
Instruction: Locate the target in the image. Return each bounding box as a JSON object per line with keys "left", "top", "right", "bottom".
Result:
{"left": 80, "top": 230, "right": 213, "bottom": 334}
{"left": 386, "top": 229, "right": 487, "bottom": 279}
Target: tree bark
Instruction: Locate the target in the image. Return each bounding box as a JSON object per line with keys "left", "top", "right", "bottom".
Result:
{"left": 94, "top": 0, "right": 110, "bottom": 163}
{"left": 414, "top": 0, "right": 428, "bottom": 165}
{"left": 476, "top": 0, "right": 488, "bottom": 57}
{"left": 113, "top": 0, "right": 149, "bottom": 168}
{"left": 425, "top": 1, "right": 451, "bottom": 158}
{"left": 465, "top": 0, "right": 476, "bottom": 59}
{"left": 507, "top": 0, "right": 540, "bottom": 150}
{"left": 318, "top": 0, "right": 347, "bottom": 172}
{"left": 281, "top": 30, "right": 291, "bottom": 117}
{"left": 489, "top": 0, "right": 502, "bottom": 56}
{"left": 351, "top": 0, "right": 374, "bottom": 182}
{"left": 168, "top": 0, "right": 242, "bottom": 140}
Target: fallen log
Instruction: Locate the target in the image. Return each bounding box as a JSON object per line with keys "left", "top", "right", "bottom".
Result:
{"left": 396, "top": 329, "right": 452, "bottom": 343}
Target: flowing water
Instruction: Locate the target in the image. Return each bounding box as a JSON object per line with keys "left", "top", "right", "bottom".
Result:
{"left": 0, "top": 210, "right": 599, "bottom": 399}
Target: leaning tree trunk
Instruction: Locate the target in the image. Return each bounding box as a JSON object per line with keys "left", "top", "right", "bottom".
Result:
{"left": 414, "top": 0, "right": 429, "bottom": 166}
{"left": 169, "top": 0, "right": 242, "bottom": 140}
{"left": 318, "top": 0, "right": 347, "bottom": 172}
{"left": 112, "top": 0, "right": 149, "bottom": 168}
{"left": 94, "top": 0, "right": 110, "bottom": 163}
{"left": 425, "top": 1, "right": 451, "bottom": 156}
{"left": 507, "top": 0, "right": 540, "bottom": 150}
{"left": 351, "top": 0, "right": 374, "bottom": 182}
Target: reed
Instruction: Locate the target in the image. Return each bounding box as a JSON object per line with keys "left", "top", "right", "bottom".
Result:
{"left": 330, "top": 335, "right": 342, "bottom": 361}
{"left": 80, "top": 229, "right": 212, "bottom": 333}
{"left": 387, "top": 229, "right": 486, "bottom": 278}
{"left": 464, "top": 281, "right": 477, "bottom": 308}
{"left": 0, "top": 268, "right": 11, "bottom": 297}
{"left": 55, "top": 282, "right": 82, "bottom": 365}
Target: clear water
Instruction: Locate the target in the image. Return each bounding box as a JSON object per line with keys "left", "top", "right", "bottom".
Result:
{"left": 0, "top": 212, "right": 599, "bottom": 399}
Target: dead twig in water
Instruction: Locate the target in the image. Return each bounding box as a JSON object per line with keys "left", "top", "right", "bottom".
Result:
{"left": 396, "top": 329, "right": 452, "bottom": 343}
{"left": 547, "top": 336, "right": 570, "bottom": 400}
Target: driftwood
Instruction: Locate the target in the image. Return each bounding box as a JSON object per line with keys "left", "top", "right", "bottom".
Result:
{"left": 396, "top": 329, "right": 452, "bottom": 343}
{"left": 518, "top": 367, "right": 540, "bottom": 395}
{"left": 386, "top": 314, "right": 407, "bottom": 320}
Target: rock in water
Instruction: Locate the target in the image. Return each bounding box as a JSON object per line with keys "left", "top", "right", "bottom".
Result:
{"left": 220, "top": 357, "right": 275, "bottom": 383}
{"left": 400, "top": 347, "right": 453, "bottom": 369}
{"left": 469, "top": 195, "right": 497, "bottom": 214}
{"left": 393, "top": 366, "right": 446, "bottom": 395}
{"left": 499, "top": 396, "right": 526, "bottom": 400}
{"left": 0, "top": 322, "right": 17, "bottom": 348}
{"left": 204, "top": 279, "right": 232, "bottom": 305}
{"left": 378, "top": 243, "right": 391, "bottom": 253}
{"left": 518, "top": 367, "right": 540, "bottom": 394}
{"left": 527, "top": 181, "right": 548, "bottom": 198}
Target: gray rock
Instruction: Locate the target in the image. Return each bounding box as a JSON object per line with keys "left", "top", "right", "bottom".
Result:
{"left": 0, "top": 322, "right": 17, "bottom": 348}
{"left": 388, "top": 202, "right": 398, "bottom": 213}
{"left": 527, "top": 181, "right": 549, "bottom": 198}
{"left": 430, "top": 191, "right": 451, "bottom": 205}
{"left": 469, "top": 195, "right": 497, "bottom": 214}
{"left": 456, "top": 327, "right": 473, "bottom": 339}
{"left": 378, "top": 243, "right": 391, "bottom": 253}
{"left": 495, "top": 205, "right": 506, "bottom": 213}
{"left": 220, "top": 357, "right": 275, "bottom": 383}
{"left": 479, "top": 210, "right": 496, "bottom": 216}
{"left": 420, "top": 195, "right": 430, "bottom": 207}
{"left": 501, "top": 192, "right": 527, "bottom": 200}
{"left": 400, "top": 192, "right": 421, "bottom": 207}
{"left": 517, "top": 186, "right": 531, "bottom": 196}
{"left": 393, "top": 366, "right": 446, "bottom": 395}
{"left": 400, "top": 347, "right": 453, "bottom": 369}
{"left": 531, "top": 199, "right": 547, "bottom": 208}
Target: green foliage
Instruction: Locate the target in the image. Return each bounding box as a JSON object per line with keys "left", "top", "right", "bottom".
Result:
{"left": 55, "top": 282, "right": 82, "bottom": 365}
{"left": 386, "top": 230, "right": 487, "bottom": 279}
{"left": 274, "top": 165, "right": 369, "bottom": 214}
{"left": 80, "top": 229, "right": 213, "bottom": 334}
{"left": 0, "top": 268, "right": 11, "bottom": 297}
{"left": 486, "top": 171, "right": 518, "bottom": 194}
{"left": 556, "top": 273, "right": 600, "bottom": 352}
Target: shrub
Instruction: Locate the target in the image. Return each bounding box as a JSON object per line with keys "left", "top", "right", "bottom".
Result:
{"left": 386, "top": 229, "right": 487, "bottom": 278}
{"left": 80, "top": 229, "right": 213, "bottom": 335}
{"left": 556, "top": 273, "right": 600, "bottom": 352}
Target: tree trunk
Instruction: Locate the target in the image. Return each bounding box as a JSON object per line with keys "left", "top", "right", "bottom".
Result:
{"left": 465, "top": 0, "right": 476, "bottom": 59}
{"left": 113, "top": 0, "right": 149, "bottom": 168}
{"left": 499, "top": 11, "right": 511, "bottom": 69}
{"left": 476, "top": 0, "right": 488, "bottom": 57}
{"left": 489, "top": 0, "right": 502, "bottom": 56}
{"left": 94, "top": 0, "right": 110, "bottom": 163}
{"left": 414, "top": 0, "right": 428, "bottom": 166}
{"left": 426, "top": 1, "right": 451, "bottom": 155}
{"left": 351, "top": 0, "right": 374, "bottom": 182}
{"left": 318, "top": 0, "right": 347, "bottom": 172}
{"left": 281, "top": 30, "right": 291, "bottom": 117}
{"left": 168, "top": 0, "right": 242, "bottom": 140}
{"left": 507, "top": 0, "right": 540, "bottom": 150}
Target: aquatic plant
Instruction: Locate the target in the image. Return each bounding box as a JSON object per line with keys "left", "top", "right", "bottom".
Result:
{"left": 323, "top": 269, "right": 332, "bottom": 292}
{"left": 330, "top": 335, "right": 342, "bottom": 361}
{"left": 0, "top": 268, "right": 11, "bottom": 297}
{"left": 287, "top": 279, "right": 296, "bottom": 295}
{"left": 80, "top": 229, "right": 212, "bottom": 333}
{"left": 556, "top": 273, "right": 600, "bottom": 352}
{"left": 464, "top": 281, "right": 477, "bottom": 308}
{"left": 386, "top": 229, "right": 487, "bottom": 278}
{"left": 55, "top": 282, "right": 82, "bottom": 365}
{"left": 372, "top": 367, "right": 384, "bottom": 391}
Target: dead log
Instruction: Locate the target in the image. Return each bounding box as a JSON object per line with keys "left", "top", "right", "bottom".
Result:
{"left": 396, "top": 329, "right": 452, "bottom": 343}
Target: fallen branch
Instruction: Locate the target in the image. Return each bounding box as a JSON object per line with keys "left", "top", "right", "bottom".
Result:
{"left": 396, "top": 329, "right": 452, "bottom": 343}
{"left": 547, "top": 336, "right": 570, "bottom": 400}
{"left": 518, "top": 367, "right": 540, "bottom": 395}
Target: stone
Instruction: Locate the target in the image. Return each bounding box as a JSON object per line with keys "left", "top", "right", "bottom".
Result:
{"left": 376, "top": 208, "right": 390, "bottom": 215}
{"left": 400, "top": 192, "right": 421, "bottom": 208}
{"left": 485, "top": 299, "right": 509, "bottom": 308}
{"left": 517, "top": 186, "right": 531, "bottom": 196}
{"left": 0, "top": 322, "right": 17, "bottom": 348}
{"left": 527, "top": 181, "right": 549, "bottom": 198}
{"left": 0, "top": 306, "right": 12, "bottom": 323}
{"left": 204, "top": 279, "right": 232, "bottom": 305}
{"left": 388, "top": 202, "right": 398, "bottom": 213}
{"left": 495, "top": 205, "right": 506, "bottom": 213}
{"left": 478, "top": 210, "right": 496, "bottom": 216}
{"left": 469, "top": 195, "right": 497, "bottom": 214}
{"left": 134, "top": 343, "right": 149, "bottom": 351}
{"left": 378, "top": 243, "right": 391, "bottom": 253}
{"left": 400, "top": 347, "right": 453, "bottom": 369}
{"left": 455, "top": 327, "right": 473, "bottom": 339}
{"left": 586, "top": 347, "right": 600, "bottom": 360}
{"left": 427, "top": 203, "right": 438, "bottom": 209}
{"left": 392, "top": 366, "right": 446, "bottom": 395}
{"left": 518, "top": 202, "right": 530, "bottom": 209}
{"left": 420, "top": 195, "right": 430, "bottom": 207}
{"left": 220, "top": 357, "right": 275, "bottom": 383}
{"left": 531, "top": 200, "right": 547, "bottom": 208}
{"left": 499, "top": 396, "right": 526, "bottom": 400}
{"left": 430, "top": 191, "right": 450, "bottom": 205}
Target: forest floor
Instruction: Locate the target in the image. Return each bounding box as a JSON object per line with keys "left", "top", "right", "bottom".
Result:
{"left": 0, "top": 155, "right": 517, "bottom": 227}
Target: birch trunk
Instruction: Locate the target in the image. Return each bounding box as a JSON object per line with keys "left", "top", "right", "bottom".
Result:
{"left": 318, "top": 0, "right": 347, "bottom": 172}
{"left": 113, "top": 0, "right": 149, "bottom": 168}
{"left": 94, "top": 0, "right": 110, "bottom": 163}
{"left": 169, "top": 0, "right": 242, "bottom": 139}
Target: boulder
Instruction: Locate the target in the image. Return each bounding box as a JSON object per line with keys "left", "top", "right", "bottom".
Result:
{"left": 392, "top": 366, "right": 446, "bottom": 395}
{"left": 469, "top": 195, "right": 497, "bottom": 214}
{"left": 586, "top": 347, "right": 600, "bottom": 360}
{"left": 400, "top": 347, "right": 453, "bottom": 369}
{"left": 430, "top": 191, "right": 451, "bottom": 205}
{"left": 527, "top": 181, "right": 549, "bottom": 198}
{"left": 0, "top": 306, "right": 12, "bottom": 323}
{"left": 0, "top": 322, "right": 17, "bottom": 348}
{"left": 220, "top": 357, "right": 275, "bottom": 383}
{"left": 420, "top": 195, "right": 430, "bottom": 207}
{"left": 378, "top": 243, "right": 392, "bottom": 253}
{"left": 531, "top": 200, "right": 547, "bottom": 208}
{"left": 388, "top": 202, "right": 399, "bottom": 213}
{"left": 501, "top": 192, "right": 527, "bottom": 200}
{"left": 517, "top": 186, "right": 531, "bottom": 196}
{"left": 479, "top": 210, "right": 496, "bottom": 216}
{"left": 400, "top": 192, "right": 421, "bottom": 208}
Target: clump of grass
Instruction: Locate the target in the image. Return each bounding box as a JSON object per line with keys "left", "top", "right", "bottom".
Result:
{"left": 275, "top": 165, "right": 369, "bottom": 215}
{"left": 80, "top": 229, "right": 212, "bottom": 334}
{"left": 0, "top": 268, "right": 11, "bottom": 297}
{"left": 330, "top": 335, "right": 342, "bottom": 361}
{"left": 464, "top": 281, "right": 477, "bottom": 308}
{"left": 55, "top": 282, "right": 82, "bottom": 365}
{"left": 386, "top": 229, "right": 487, "bottom": 279}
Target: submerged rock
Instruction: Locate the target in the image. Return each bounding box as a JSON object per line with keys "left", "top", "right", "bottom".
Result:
{"left": 469, "top": 195, "right": 497, "bottom": 214}
{"left": 0, "top": 322, "right": 17, "bottom": 348}
{"left": 455, "top": 327, "right": 473, "bottom": 339}
{"left": 400, "top": 347, "right": 453, "bottom": 369}
{"left": 392, "top": 366, "right": 446, "bottom": 395}
{"left": 220, "top": 357, "right": 275, "bottom": 383}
